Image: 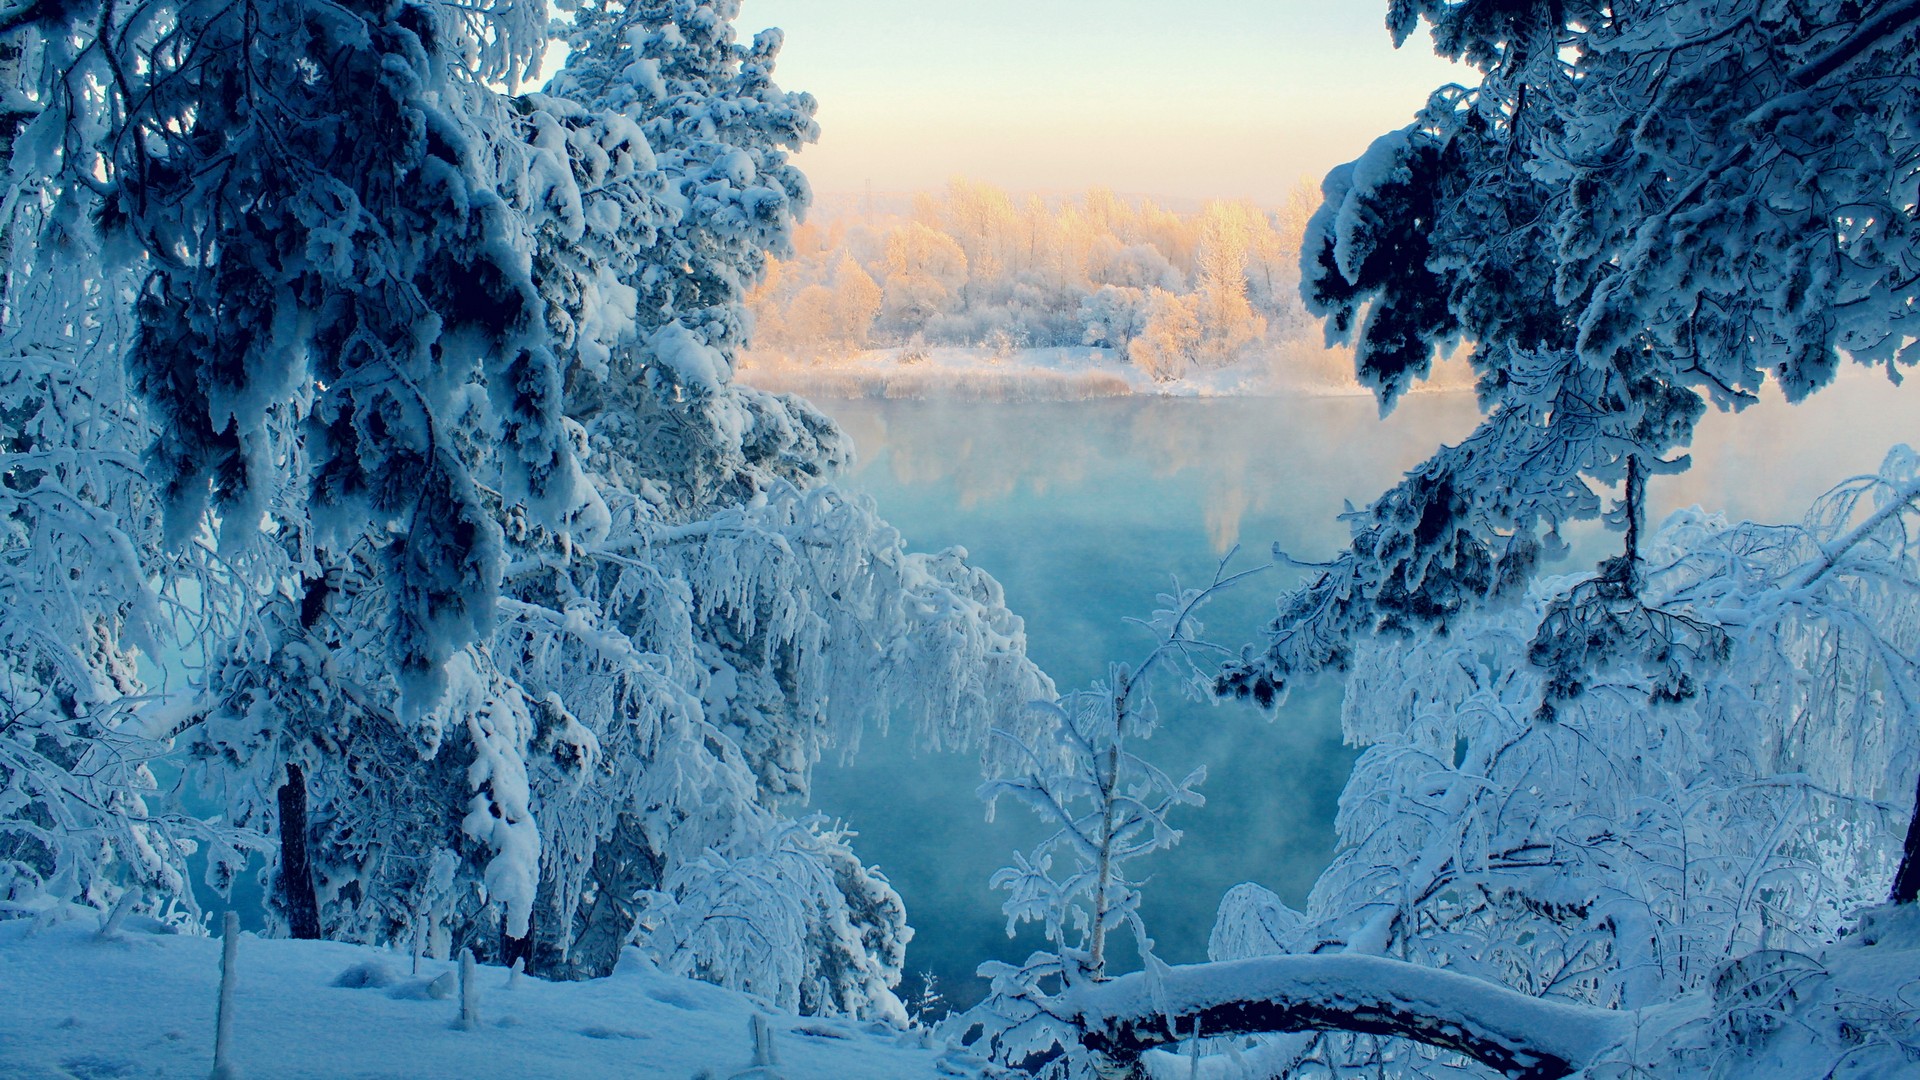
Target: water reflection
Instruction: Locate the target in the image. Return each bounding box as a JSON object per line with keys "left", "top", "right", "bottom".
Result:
{"left": 834, "top": 391, "right": 1482, "bottom": 555}
{"left": 803, "top": 371, "right": 1914, "bottom": 1012}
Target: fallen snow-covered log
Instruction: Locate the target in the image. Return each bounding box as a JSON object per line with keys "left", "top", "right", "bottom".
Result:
{"left": 1068, "top": 954, "right": 1631, "bottom": 1080}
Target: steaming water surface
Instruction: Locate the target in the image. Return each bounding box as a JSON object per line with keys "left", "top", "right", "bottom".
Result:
{"left": 798, "top": 374, "right": 1916, "bottom": 1013}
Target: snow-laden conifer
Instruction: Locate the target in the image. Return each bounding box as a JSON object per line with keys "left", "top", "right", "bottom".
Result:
{"left": 158, "top": 0, "right": 1052, "bottom": 1022}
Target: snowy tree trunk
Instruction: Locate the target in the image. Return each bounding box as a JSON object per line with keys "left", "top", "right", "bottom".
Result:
{"left": 459, "top": 948, "right": 480, "bottom": 1031}
{"left": 276, "top": 764, "right": 321, "bottom": 940}
{"left": 1088, "top": 740, "right": 1121, "bottom": 977}
{"left": 1070, "top": 954, "right": 1629, "bottom": 1080}
{"left": 750, "top": 1013, "right": 779, "bottom": 1067}
{"left": 1893, "top": 770, "right": 1920, "bottom": 905}
{"left": 1623, "top": 453, "right": 1645, "bottom": 588}
{"left": 211, "top": 911, "right": 240, "bottom": 1080}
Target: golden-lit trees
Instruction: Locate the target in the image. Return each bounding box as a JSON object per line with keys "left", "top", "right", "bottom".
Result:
{"left": 743, "top": 179, "right": 1346, "bottom": 385}
{"left": 1192, "top": 201, "right": 1269, "bottom": 368}
{"left": 1128, "top": 289, "right": 1202, "bottom": 382}
{"left": 917, "top": 179, "right": 1017, "bottom": 295}
{"left": 747, "top": 253, "right": 881, "bottom": 359}
{"left": 881, "top": 222, "right": 970, "bottom": 336}
{"left": 827, "top": 254, "right": 882, "bottom": 352}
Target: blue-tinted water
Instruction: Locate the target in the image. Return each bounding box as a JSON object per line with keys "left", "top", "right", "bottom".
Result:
{"left": 801, "top": 376, "right": 1916, "bottom": 1012}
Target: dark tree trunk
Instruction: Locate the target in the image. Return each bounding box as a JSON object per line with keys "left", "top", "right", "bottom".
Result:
{"left": 1892, "top": 769, "right": 1920, "bottom": 905}
{"left": 529, "top": 815, "right": 662, "bottom": 980}
{"left": 277, "top": 763, "right": 323, "bottom": 939}
{"left": 1077, "top": 954, "right": 1622, "bottom": 1080}
{"left": 1624, "top": 453, "right": 1644, "bottom": 582}
{"left": 501, "top": 909, "right": 535, "bottom": 971}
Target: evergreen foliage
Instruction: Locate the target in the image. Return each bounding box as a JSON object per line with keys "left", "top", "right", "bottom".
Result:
{"left": 1, "top": 0, "right": 1048, "bottom": 1024}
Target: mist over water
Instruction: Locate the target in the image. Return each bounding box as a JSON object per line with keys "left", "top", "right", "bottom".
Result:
{"left": 798, "top": 372, "right": 1916, "bottom": 1013}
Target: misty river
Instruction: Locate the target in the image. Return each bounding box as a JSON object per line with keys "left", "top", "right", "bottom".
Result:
{"left": 797, "top": 372, "right": 1918, "bottom": 1012}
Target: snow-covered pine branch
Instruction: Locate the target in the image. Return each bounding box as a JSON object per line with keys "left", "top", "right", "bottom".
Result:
{"left": 87, "top": 0, "right": 596, "bottom": 716}
{"left": 1225, "top": 0, "right": 1920, "bottom": 712}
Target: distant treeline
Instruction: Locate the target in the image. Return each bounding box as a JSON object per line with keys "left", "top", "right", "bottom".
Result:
{"left": 747, "top": 180, "right": 1351, "bottom": 384}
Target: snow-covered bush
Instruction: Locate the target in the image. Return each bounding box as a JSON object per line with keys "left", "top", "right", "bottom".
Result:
{"left": 1077, "top": 285, "right": 1150, "bottom": 352}
{"left": 952, "top": 556, "right": 1266, "bottom": 1075}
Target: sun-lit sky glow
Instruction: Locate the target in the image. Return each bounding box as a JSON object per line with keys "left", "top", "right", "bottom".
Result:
{"left": 738, "top": 1, "right": 1475, "bottom": 203}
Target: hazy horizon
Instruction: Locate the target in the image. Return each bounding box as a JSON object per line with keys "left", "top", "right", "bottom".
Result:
{"left": 739, "top": 2, "right": 1476, "bottom": 204}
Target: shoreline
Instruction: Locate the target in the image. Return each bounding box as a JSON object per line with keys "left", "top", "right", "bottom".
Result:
{"left": 737, "top": 346, "right": 1477, "bottom": 403}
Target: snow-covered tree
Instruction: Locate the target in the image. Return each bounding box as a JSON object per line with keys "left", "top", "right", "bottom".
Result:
{"left": 1127, "top": 289, "right": 1200, "bottom": 383}
{"left": 1190, "top": 201, "right": 1267, "bottom": 368}
{"left": 1, "top": 0, "right": 1051, "bottom": 1026}
{"left": 952, "top": 557, "right": 1265, "bottom": 1076}
{"left": 27, "top": 0, "right": 619, "bottom": 952}
{"left": 1217, "top": 0, "right": 1920, "bottom": 881}
{"left": 1224, "top": 0, "right": 1920, "bottom": 709}
{"left": 880, "top": 222, "right": 970, "bottom": 338}
{"left": 156, "top": 0, "right": 1053, "bottom": 1023}
{"left": 97, "top": 0, "right": 582, "bottom": 718}
{"left": 1, "top": 11, "right": 250, "bottom": 917}
{"left": 955, "top": 2, "right": 1920, "bottom": 1075}
{"left": 826, "top": 255, "right": 883, "bottom": 351}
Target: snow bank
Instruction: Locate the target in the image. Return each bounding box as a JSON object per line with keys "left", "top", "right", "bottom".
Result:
{"left": 1069, "top": 952, "right": 1629, "bottom": 1078}
{"left": 0, "top": 909, "right": 950, "bottom": 1079}
{"left": 1094, "top": 908, "right": 1920, "bottom": 1079}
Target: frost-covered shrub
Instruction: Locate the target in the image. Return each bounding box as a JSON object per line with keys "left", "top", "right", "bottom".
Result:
{"left": 1206, "top": 448, "right": 1920, "bottom": 1076}
{"left": 953, "top": 558, "right": 1264, "bottom": 1074}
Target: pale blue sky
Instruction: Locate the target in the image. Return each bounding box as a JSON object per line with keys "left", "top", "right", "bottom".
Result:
{"left": 739, "top": 1, "right": 1473, "bottom": 202}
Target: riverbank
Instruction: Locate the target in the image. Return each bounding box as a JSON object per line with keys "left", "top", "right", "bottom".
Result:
{"left": 738, "top": 344, "right": 1476, "bottom": 401}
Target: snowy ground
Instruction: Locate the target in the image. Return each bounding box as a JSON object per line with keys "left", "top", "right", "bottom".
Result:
{"left": 0, "top": 908, "right": 959, "bottom": 1080}
{"left": 737, "top": 345, "right": 1367, "bottom": 401}
{"left": 7, "top": 902, "right": 1919, "bottom": 1078}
